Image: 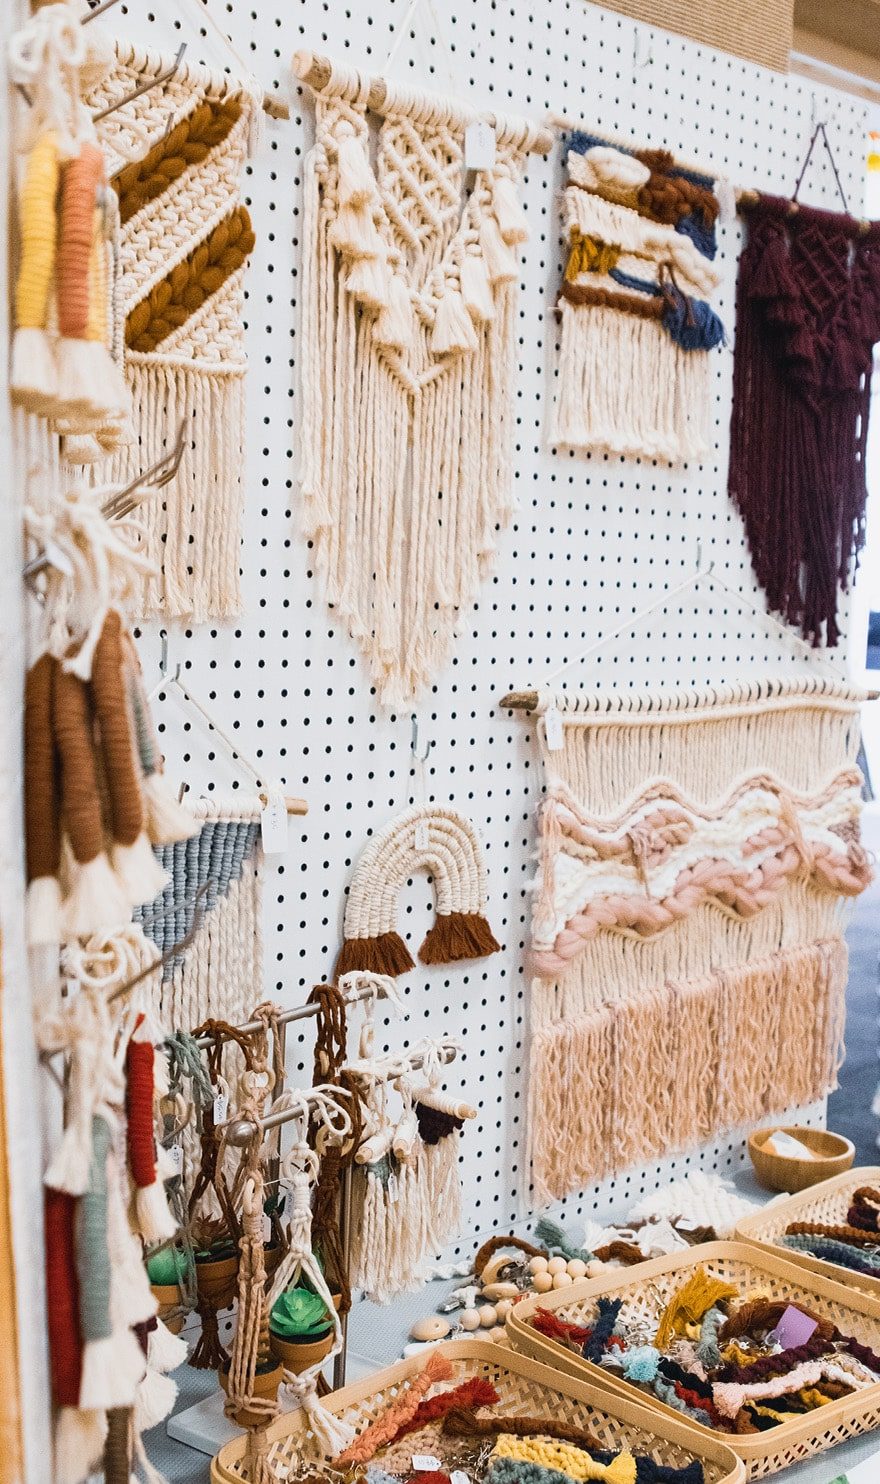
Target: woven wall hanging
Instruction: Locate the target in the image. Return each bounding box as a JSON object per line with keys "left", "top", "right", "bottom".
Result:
{"left": 297, "top": 53, "right": 549, "bottom": 705}
{"left": 519, "top": 678, "right": 870, "bottom": 1203}
{"left": 335, "top": 804, "right": 501, "bottom": 978}
{"left": 729, "top": 196, "right": 880, "bottom": 648}
{"left": 551, "top": 132, "right": 724, "bottom": 463}
{"left": 135, "top": 796, "right": 263, "bottom": 1035}
{"left": 85, "top": 44, "right": 259, "bottom": 621}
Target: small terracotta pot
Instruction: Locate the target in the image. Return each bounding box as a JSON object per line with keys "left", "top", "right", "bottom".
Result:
{"left": 195, "top": 1250, "right": 239, "bottom": 1306}
{"left": 269, "top": 1293, "right": 341, "bottom": 1374}
{"left": 219, "top": 1358, "right": 283, "bottom": 1428}
{"left": 150, "top": 1281, "right": 184, "bottom": 1336}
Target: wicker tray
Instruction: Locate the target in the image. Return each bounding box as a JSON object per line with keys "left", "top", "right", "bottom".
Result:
{"left": 735, "top": 1167, "right": 880, "bottom": 1300}
{"left": 210, "top": 1338, "right": 745, "bottom": 1483}
{"left": 506, "top": 1240, "right": 880, "bottom": 1478}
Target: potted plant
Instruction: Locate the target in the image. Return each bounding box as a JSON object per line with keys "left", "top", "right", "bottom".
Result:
{"left": 268, "top": 1285, "right": 341, "bottom": 1372}
{"left": 147, "top": 1245, "right": 193, "bottom": 1336}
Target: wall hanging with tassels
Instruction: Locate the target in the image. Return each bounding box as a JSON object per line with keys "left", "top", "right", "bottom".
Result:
{"left": 551, "top": 131, "right": 724, "bottom": 463}
{"left": 84, "top": 43, "right": 260, "bottom": 621}
{"left": 335, "top": 804, "right": 501, "bottom": 978}
{"left": 295, "top": 50, "right": 550, "bottom": 705}
{"left": 515, "top": 678, "right": 871, "bottom": 1203}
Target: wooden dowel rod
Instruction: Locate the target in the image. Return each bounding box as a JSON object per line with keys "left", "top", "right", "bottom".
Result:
{"left": 292, "top": 48, "right": 553, "bottom": 154}
{"left": 262, "top": 92, "right": 290, "bottom": 121}
{"left": 284, "top": 796, "right": 308, "bottom": 816}
{"left": 499, "top": 688, "right": 880, "bottom": 713}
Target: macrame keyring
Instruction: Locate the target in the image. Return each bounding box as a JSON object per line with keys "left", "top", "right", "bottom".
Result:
{"left": 336, "top": 804, "right": 501, "bottom": 978}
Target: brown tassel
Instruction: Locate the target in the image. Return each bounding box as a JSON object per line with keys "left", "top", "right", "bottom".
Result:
{"left": 25, "top": 653, "right": 61, "bottom": 886}
{"left": 335, "top": 931, "right": 415, "bottom": 979}
{"left": 419, "top": 911, "right": 501, "bottom": 964}
{"left": 442, "top": 1407, "right": 605, "bottom": 1454}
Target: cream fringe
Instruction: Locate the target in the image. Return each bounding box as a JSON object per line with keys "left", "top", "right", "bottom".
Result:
{"left": 528, "top": 936, "right": 849, "bottom": 1204}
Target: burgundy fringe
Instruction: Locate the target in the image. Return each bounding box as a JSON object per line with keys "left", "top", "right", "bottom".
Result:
{"left": 728, "top": 196, "right": 880, "bottom": 647}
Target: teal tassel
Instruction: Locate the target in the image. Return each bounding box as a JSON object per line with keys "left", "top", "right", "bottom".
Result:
{"left": 534, "top": 1215, "right": 593, "bottom": 1263}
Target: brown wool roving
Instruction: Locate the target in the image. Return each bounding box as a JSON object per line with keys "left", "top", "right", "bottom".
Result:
{"left": 24, "top": 652, "right": 63, "bottom": 945}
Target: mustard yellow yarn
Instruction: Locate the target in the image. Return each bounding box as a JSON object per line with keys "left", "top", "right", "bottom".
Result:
{"left": 564, "top": 228, "right": 621, "bottom": 282}
{"left": 491, "top": 1436, "right": 636, "bottom": 1484}
{"left": 655, "top": 1268, "right": 738, "bottom": 1351}
{"left": 86, "top": 206, "right": 106, "bottom": 345}
{"left": 15, "top": 131, "right": 60, "bottom": 332}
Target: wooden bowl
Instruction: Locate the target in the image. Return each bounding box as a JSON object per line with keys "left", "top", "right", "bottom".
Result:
{"left": 748, "top": 1125, "right": 855, "bottom": 1193}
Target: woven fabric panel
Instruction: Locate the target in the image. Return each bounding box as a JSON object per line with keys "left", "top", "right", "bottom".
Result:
{"left": 591, "top": 0, "right": 793, "bottom": 72}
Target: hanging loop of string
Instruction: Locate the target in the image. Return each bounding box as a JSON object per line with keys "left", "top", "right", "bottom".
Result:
{"left": 792, "top": 122, "right": 849, "bottom": 215}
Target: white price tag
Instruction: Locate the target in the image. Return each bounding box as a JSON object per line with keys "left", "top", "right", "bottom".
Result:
{"left": 544, "top": 706, "right": 564, "bottom": 751}
{"left": 386, "top": 1171, "right": 400, "bottom": 1205}
{"left": 213, "top": 1091, "right": 229, "bottom": 1124}
{"left": 64, "top": 977, "right": 80, "bottom": 999}
{"left": 168, "top": 1143, "right": 183, "bottom": 1172}
{"left": 415, "top": 820, "right": 429, "bottom": 851}
{"left": 451, "top": 1472, "right": 471, "bottom": 1484}
{"left": 261, "top": 789, "right": 288, "bottom": 855}
{"left": 464, "top": 120, "right": 496, "bottom": 172}
{"left": 412, "top": 1457, "right": 443, "bottom": 1473}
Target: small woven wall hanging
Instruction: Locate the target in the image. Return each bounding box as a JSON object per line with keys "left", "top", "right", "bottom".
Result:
{"left": 296, "top": 53, "right": 549, "bottom": 705}
{"left": 335, "top": 804, "right": 501, "bottom": 978}
{"left": 85, "top": 44, "right": 259, "bottom": 621}
{"left": 729, "top": 195, "right": 880, "bottom": 648}
{"left": 519, "top": 678, "right": 871, "bottom": 1203}
{"left": 551, "top": 132, "right": 724, "bottom": 462}
{"left": 134, "top": 796, "right": 263, "bottom": 1035}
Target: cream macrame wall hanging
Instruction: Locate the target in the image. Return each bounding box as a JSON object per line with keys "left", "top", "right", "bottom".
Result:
{"left": 551, "top": 131, "right": 724, "bottom": 462}
{"left": 295, "top": 51, "right": 550, "bottom": 706}
{"left": 335, "top": 803, "right": 501, "bottom": 977}
{"left": 516, "top": 678, "right": 871, "bottom": 1204}
{"left": 84, "top": 44, "right": 259, "bottom": 621}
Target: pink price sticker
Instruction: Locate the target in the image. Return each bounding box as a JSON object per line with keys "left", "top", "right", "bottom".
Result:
{"left": 769, "top": 1304, "right": 818, "bottom": 1349}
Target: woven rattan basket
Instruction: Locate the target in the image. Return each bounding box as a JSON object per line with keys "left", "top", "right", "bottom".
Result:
{"left": 736, "top": 1167, "right": 880, "bottom": 1300}
{"left": 506, "top": 1241, "right": 880, "bottom": 1478}
{"left": 210, "top": 1338, "right": 745, "bottom": 1483}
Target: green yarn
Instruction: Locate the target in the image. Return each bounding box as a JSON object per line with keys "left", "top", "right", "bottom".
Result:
{"left": 147, "top": 1245, "right": 194, "bottom": 1286}
{"left": 76, "top": 1116, "right": 112, "bottom": 1343}
{"left": 270, "top": 1287, "right": 332, "bottom": 1339}
{"left": 534, "top": 1215, "right": 594, "bottom": 1264}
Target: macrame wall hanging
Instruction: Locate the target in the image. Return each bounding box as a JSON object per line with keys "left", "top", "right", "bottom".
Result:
{"left": 336, "top": 804, "right": 501, "bottom": 977}
{"left": 518, "top": 678, "right": 871, "bottom": 1203}
{"left": 296, "top": 52, "right": 550, "bottom": 705}
{"left": 84, "top": 43, "right": 259, "bottom": 621}
{"left": 729, "top": 194, "right": 880, "bottom": 648}
{"left": 134, "top": 795, "right": 264, "bottom": 1036}
{"left": 551, "top": 131, "right": 724, "bottom": 463}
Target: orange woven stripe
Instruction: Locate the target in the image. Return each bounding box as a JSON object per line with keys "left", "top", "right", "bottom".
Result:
{"left": 125, "top": 204, "right": 255, "bottom": 351}
{"left": 112, "top": 96, "right": 243, "bottom": 225}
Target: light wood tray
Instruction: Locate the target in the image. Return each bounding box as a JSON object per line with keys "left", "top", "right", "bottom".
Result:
{"left": 506, "top": 1240, "right": 880, "bottom": 1478}
{"left": 735, "top": 1167, "right": 880, "bottom": 1300}
{"left": 210, "top": 1338, "right": 745, "bottom": 1483}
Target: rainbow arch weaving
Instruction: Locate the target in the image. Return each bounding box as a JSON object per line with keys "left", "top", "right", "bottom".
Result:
{"left": 336, "top": 804, "right": 501, "bottom": 978}
{"left": 523, "top": 677, "right": 871, "bottom": 1203}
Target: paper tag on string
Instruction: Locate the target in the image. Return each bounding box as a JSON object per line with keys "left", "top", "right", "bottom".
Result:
{"left": 451, "top": 1472, "right": 471, "bottom": 1484}
{"left": 465, "top": 120, "right": 496, "bottom": 171}
{"left": 411, "top": 1458, "right": 443, "bottom": 1473}
{"left": 386, "top": 1171, "right": 400, "bottom": 1205}
{"left": 770, "top": 1305, "right": 817, "bottom": 1349}
{"left": 213, "top": 1091, "right": 229, "bottom": 1124}
{"left": 415, "top": 819, "right": 429, "bottom": 851}
{"left": 544, "top": 706, "right": 564, "bottom": 751}
{"left": 261, "top": 788, "right": 288, "bottom": 855}
{"left": 168, "top": 1143, "right": 183, "bottom": 1172}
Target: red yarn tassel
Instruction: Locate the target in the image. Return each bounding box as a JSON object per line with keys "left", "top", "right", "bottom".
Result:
{"left": 532, "top": 1308, "right": 591, "bottom": 1345}
{"left": 126, "top": 1036, "right": 157, "bottom": 1189}
{"left": 45, "top": 1186, "right": 83, "bottom": 1408}
{"left": 392, "top": 1378, "right": 500, "bottom": 1441}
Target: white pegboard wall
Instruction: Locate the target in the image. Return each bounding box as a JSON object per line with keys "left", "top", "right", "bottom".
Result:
{"left": 107, "top": 0, "right": 865, "bottom": 1242}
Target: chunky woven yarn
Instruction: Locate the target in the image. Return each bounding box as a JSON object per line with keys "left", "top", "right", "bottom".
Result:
{"left": 336, "top": 804, "right": 500, "bottom": 978}
{"left": 299, "top": 56, "right": 547, "bottom": 704}
{"left": 729, "top": 196, "right": 880, "bottom": 647}
{"left": 523, "top": 677, "right": 867, "bottom": 1201}
{"left": 551, "top": 132, "right": 723, "bottom": 462}
{"left": 86, "top": 44, "right": 259, "bottom": 620}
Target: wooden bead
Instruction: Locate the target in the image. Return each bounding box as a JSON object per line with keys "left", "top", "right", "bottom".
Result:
{"left": 547, "top": 1256, "right": 567, "bottom": 1276}
{"left": 552, "top": 1271, "right": 573, "bottom": 1288}
{"left": 528, "top": 1256, "right": 548, "bottom": 1274}
{"left": 482, "top": 1281, "right": 519, "bottom": 1301}
{"left": 478, "top": 1305, "right": 498, "bottom": 1327}
{"left": 488, "top": 1326, "right": 507, "bottom": 1343}
{"left": 586, "top": 1259, "right": 604, "bottom": 1278}
{"left": 566, "top": 1259, "right": 587, "bottom": 1279}
{"left": 480, "top": 1254, "right": 516, "bottom": 1286}
{"left": 495, "top": 1298, "right": 513, "bottom": 1319}
{"left": 460, "top": 1308, "right": 482, "bottom": 1331}
{"left": 410, "top": 1315, "right": 451, "bottom": 1342}
{"left": 531, "top": 1272, "right": 553, "bottom": 1293}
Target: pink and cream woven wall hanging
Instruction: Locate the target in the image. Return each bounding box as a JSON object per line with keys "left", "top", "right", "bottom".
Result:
{"left": 521, "top": 677, "right": 871, "bottom": 1203}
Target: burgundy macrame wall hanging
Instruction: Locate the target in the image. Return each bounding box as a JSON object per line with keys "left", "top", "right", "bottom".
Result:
{"left": 728, "top": 195, "right": 880, "bottom": 647}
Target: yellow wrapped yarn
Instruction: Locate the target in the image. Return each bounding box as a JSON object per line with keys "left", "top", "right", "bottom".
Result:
{"left": 491, "top": 1435, "right": 637, "bottom": 1484}
{"left": 11, "top": 130, "right": 60, "bottom": 411}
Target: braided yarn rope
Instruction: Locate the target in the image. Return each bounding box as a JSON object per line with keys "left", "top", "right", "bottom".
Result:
{"left": 299, "top": 57, "right": 547, "bottom": 705}
{"left": 85, "top": 44, "right": 258, "bottom": 621}
{"left": 525, "top": 679, "right": 868, "bottom": 1202}
{"left": 551, "top": 132, "right": 724, "bottom": 462}
{"left": 336, "top": 804, "right": 501, "bottom": 978}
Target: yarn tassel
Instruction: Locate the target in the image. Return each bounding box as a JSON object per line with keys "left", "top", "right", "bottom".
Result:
{"left": 418, "top": 911, "right": 501, "bottom": 964}
{"left": 534, "top": 1215, "right": 593, "bottom": 1264}
{"left": 345, "top": 252, "right": 390, "bottom": 309}
{"left": 10, "top": 131, "right": 61, "bottom": 414}
{"left": 142, "top": 772, "right": 197, "bottom": 844}
{"left": 431, "top": 285, "right": 479, "bottom": 356}
{"left": 111, "top": 834, "right": 169, "bottom": 906}
{"left": 460, "top": 252, "right": 495, "bottom": 324}
{"left": 24, "top": 651, "right": 62, "bottom": 947}
{"left": 492, "top": 174, "right": 529, "bottom": 244}
{"left": 480, "top": 214, "right": 520, "bottom": 283}
{"left": 336, "top": 931, "right": 415, "bottom": 979}
{"left": 336, "top": 132, "right": 376, "bottom": 208}
{"left": 330, "top": 203, "right": 382, "bottom": 260}
{"left": 54, "top": 1407, "right": 107, "bottom": 1484}
{"left": 127, "top": 1025, "right": 177, "bottom": 1245}
{"left": 77, "top": 1118, "right": 146, "bottom": 1411}
{"left": 374, "top": 273, "right": 414, "bottom": 351}
{"left": 63, "top": 853, "right": 132, "bottom": 941}
{"left": 147, "top": 1318, "right": 188, "bottom": 1375}
{"left": 134, "top": 1366, "right": 177, "bottom": 1433}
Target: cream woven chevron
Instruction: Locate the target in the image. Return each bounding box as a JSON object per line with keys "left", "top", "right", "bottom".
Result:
{"left": 86, "top": 45, "right": 259, "bottom": 620}
{"left": 298, "top": 58, "right": 547, "bottom": 706}
{"left": 336, "top": 804, "right": 501, "bottom": 978}
{"left": 522, "top": 677, "right": 871, "bottom": 1203}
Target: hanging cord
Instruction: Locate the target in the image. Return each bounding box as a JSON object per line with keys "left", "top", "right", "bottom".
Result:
{"left": 307, "top": 984, "right": 366, "bottom": 1318}
{"left": 157, "top": 1031, "right": 216, "bottom": 1312}
{"left": 792, "top": 122, "right": 849, "bottom": 215}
